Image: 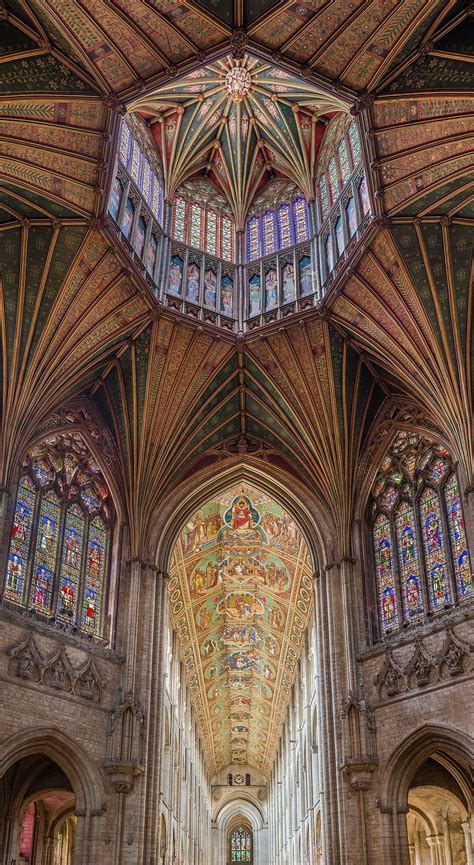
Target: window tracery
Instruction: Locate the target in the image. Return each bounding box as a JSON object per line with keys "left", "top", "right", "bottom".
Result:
{"left": 370, "top": 431, "right": 472, "bottom": 636}
{"left": 246, "top": 196, "right": 310, "bottom": 263}
{"left": 4, "top": 433, "right": 112, "bottom": 637}
{"left": 171, "top": 194, "right": 235, "bottom": 263}
{"left": 315, "top": 116, "right": 370, "bottom": 280}
{"left": 230, "top": 826, "right": 252, "bottom": 863}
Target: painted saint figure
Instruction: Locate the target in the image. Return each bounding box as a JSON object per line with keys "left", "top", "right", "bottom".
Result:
{"left": 231, "top": 498, "right": 253, "bottom": 531}
{"left": 32, "top": 564, "right": 51, "bottom": 608}
{"left": 60, "top": 578, "right": 75, "bottom": 615}
{"left": 40, "top": 516, "right": 55, "bottom": 552}
{"left": 11, "top": 502, "right": 29, "bottom": 543}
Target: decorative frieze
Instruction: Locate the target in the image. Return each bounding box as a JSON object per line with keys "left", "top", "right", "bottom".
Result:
{"left": 7, "top": 632, "right": 105, "bottom": 702}
{"left": 375, "top": 629, "right": 472, "bottom": 699}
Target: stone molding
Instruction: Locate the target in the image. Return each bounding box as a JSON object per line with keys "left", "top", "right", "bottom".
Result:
{"left": 7, "top": 631, "right": 105, "bottom": 702}
{"left": 375, "top": 629, "right": 472, "bottom": 699}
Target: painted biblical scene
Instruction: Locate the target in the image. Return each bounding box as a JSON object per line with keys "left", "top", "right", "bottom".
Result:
{"left": 169, "top": 484, "right": 313, "bottom": 774}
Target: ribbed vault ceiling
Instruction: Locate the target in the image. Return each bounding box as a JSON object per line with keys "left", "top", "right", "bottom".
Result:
{"left": 0, "top": 0, "right": 472, "bottom": 774}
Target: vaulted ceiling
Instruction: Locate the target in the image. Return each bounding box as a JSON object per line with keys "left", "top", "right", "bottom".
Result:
{"left": 0, "top": 0, "right": 472, "bottom": 774}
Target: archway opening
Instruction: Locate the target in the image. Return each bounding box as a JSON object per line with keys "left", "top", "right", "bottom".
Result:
{"left": 406, "top": 757, "right": 470, "bottom": 865}
{"left": 1, "top": 754, "right": 76, "bottom": 865}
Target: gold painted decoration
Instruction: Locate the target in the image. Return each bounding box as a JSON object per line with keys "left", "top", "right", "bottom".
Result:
{"left": 169, "top": 484, "right": 313, "bottom": 773}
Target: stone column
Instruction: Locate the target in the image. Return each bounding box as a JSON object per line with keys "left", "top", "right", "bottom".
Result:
{"left": 462, "top": 822, "right": 474, "bottom": 865}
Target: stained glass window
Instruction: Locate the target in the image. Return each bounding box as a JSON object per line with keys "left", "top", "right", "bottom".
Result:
{"left": 445, "top": 474, "right": 472, "bottom": 600}
{"left": 373, "top": 514, "right": 398, "bottom": 632}
{"left": 5, "top": 477, "right": 36, "bottom": 604}
{"left": 82, "top": 516, "right": 107, "bottom": 635}
{"left": 205, "top": 210, "right": 217, "bottom": 256}
{"left": 222, "top": 217, "right": 233, "bottom": 262}
{"left": 328, "top": 157, "right": 338, "bottom": 203}
{"left": 58, "top": 505, "right": 84, "bottom": 622}
{"left": 119, "top": 122, "right": 131, "bottom": 166}
{"left": 396, "top": 502, "right": 423, "bottom": 620}
{"left": 338, "top": 138, "right": 350, "bottom": 182}
{"left": 231, "top": 826, "right": 252, "bottom": 863}
{"left": 348, "top": 120, "right": 361, "bottom": 164}
{"left": 319, "top": 175, "right": 329, "bottom": 218}
{"left": 142, "top": 159, "right": 152, "bottom": 203}
{"left": 293, "top": 198, "right": 309, "bottom": 243}
{"left": 173, "top": 197, "right": 186, "bottom": 243}
{"left": 152, "top": 176, "right": 163, "bottom": 224}
{"left": 31, "top": 492, "right": 60, "bottom": 612}
{"left": 346, "top": 197, "right": 357, "bottom": 238}
{"left": 130, "top": 139, "right": 141, "bottom": 185}
{"left": 277, "top": 203, "right": 292, "bottom": 249}
{"left": 263, "top": 210, "right": 277, "bottom": 256}
{"left": 3, "top": 434, "right": 111, "bottom": 636}
{"left": 190, "top": 203, "right": 203, "bottom": 249}
{"left": 371, "top": 432, "right": 472, "bottom": 636}
{"left": 420, "top": 487, "right": 450, "bottom": 610}
{"left": 247, "top": 216, "right": 261, "bottom": 261}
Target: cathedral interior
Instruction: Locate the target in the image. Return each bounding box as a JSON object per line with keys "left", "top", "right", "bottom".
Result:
{"left": 0, "top": 0, "right": 473, "bottom": 863}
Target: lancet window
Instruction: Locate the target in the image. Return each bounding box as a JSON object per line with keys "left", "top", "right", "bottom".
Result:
{"left": 108, "top": 119, "right": 164, "bottom": 281}
{"left": 171, "top": 195, "right": 235, "bottom": 263}
{"left": 230, "top": 826, "right": 253, "bottom": 863}
{"left": 4, "top": 433, "right": 112, "bottom": 637}
{"left": 246, "top": 196, "right": 310, "bottom": 262}
{"left": 370, "top": 431, "right": 472, "bottom": 636}
{"left": 315, "top": 117, "right": 370, "bottom": 280}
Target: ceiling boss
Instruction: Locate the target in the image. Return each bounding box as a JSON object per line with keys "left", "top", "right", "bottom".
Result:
{"left": 225, "top": 64, "right": 252, "bottom": 103}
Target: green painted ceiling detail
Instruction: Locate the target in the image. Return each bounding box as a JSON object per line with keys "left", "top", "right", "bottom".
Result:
{"left": 398, "top": 172, "right": 474, "bottom": 217}
{"left": 384, "top": 54, "right": 472, "bottom": 92}
{"left": 193, "top": 0, "right": 233, "bottom": 26}
{"left": 0, "top": 51, "right": 93, "bottom": 93}
{"left": 0, "top": 19, "right": 36, "bottom": 54}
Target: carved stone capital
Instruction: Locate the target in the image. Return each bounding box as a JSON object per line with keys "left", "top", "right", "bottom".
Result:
{"left": 104, "top": 760, "right": 142, "bottom": 794}
{"left": 341, "top": 756, "right": 378, "bottom": 791}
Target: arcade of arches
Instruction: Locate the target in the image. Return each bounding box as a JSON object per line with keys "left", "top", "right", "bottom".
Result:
{"left": 0, "top": 1, "right": 472, "bottom": 864}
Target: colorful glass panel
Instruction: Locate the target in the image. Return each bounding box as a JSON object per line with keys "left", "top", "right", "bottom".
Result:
{"left": 277, "top": 204, "right": 292, "bottom": 250}
{"left": 130, "top": 139, "right": 141, "bottom": 184}
{"left": 231, "top": 827, "right": 252, "bottom": 863}
{"left": 247, "top": 216, "right": 260, "bottom": 261}
{"left": 293, "top": 198, "right": 309, "bottom": 243}
{"left": 373, "top": 514, "right": 398, "bottom": 631}
{"left": 205, "top": 210, "right": 218, "bottom": 256}
{"left": 359, "top": 175, "right": 370, "bottom": 215}
{"left": 222, "top": 217, "right": 233, "bottom": 262}
{"left": 173, "top": 197, "right": 186, "bottom": 243}
{"left": 119, "top": 122, "right": 131, "bottom": 166}
{"left": 335, "top": 215, "right": 344, "bottom": 256}
{"left": 145, "top": 234, "right": 158, "bottom": 276}
{"left": 31, "top": 492, "right": 61, "bottom": 612}
{"left": 190, "top": 203, "right": 203, "bottom": 249}
{"left": 319, "top": 175, "right": 329, "bottom": 219}
{"left": 82, "top": 517, "right": 107, "bottom": 634}
{"left": 346, "top": 197, "right": 357, "bottom": 238}
{"left": 328, "top": 157, "right": 338, "bottom": 202}
{"left": 420, "top": 487, "right": 450, "bottom": 610}
{"left": 133, "top": 215, "right": 146, "bottom": 257}
{"left": 380, "top": 485, "right": 397, "bottom": 511}
{"left": 338, "top": 138, "right": 350, "bottom": 182}
{"left": 108, "top": 176, "right": 123, "bottom": 222}
{"left": 122, "top": 198, "right": 135, "bottom": 240}
{"left": 445, "top": 474, "right": 472, "bottom": 599}
{"left": 348, "top": 120, "right": 361, "bottom": 163}
{"left": 428, "top": 458, "right": 448, "bottom": 482}
{"left": 263, "top": 210, "right": 277, "bottom": 256}
{"left": 58, "top": 505, "right": 85, "bottom": 622}
{"left": 142, "top": 159, "right": 152, "bottom": 202}
{"left": 5, "top": 477, "right": 36, "bottom": 603}
{"left": 152, "top": 175, "right": 163, "bottom": 225}
{"left": 396, "top": 502, "right": 423, "bottom": 620}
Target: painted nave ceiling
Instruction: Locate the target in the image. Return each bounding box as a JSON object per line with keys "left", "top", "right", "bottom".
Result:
{"left": 0, "top": 0, "right": 472, "bottom": 774}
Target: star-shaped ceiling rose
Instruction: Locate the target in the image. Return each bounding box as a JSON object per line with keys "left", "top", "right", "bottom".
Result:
{"left": 130, "top": 53, "right": 348, "bottom": 228}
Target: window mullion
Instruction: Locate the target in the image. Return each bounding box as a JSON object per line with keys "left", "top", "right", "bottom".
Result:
{"left": 77, "top": 514, "right": 90, "bottom": 632}
{"left": 439, "top": 473, "right": 458, "bottom": 604}
{"left": 413, "top": 485, "right": 430, "bottom": 615}
{"left": 52, "top": 499, "right": 68, "bottom": 619}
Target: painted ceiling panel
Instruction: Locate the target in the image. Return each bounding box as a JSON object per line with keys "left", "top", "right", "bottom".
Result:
{"left": 169, "top": 483, "right": 313, "bottom": 773}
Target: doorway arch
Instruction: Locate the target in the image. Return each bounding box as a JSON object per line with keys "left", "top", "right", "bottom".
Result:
{"left": 214, "top": 799, "right": 266, "bottom": 865}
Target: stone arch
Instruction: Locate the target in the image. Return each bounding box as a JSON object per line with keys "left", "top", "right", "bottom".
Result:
{"left": 377, "top": 723, "right": 473, "bottom": 865}
{"left": 151, "top": 457, "right": 332, "bottom": 575}
{"left": 0, "top": 726, "right": 106, "bottom": 814}
{"left": 214, "top": 798, "right": 265, "bottom": 865}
